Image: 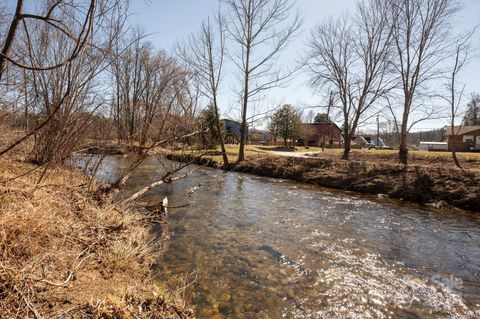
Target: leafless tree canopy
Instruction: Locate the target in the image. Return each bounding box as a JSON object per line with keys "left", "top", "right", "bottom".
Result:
{"left": 0, "top": 0, "right": 129, "bottom": 164}
{"left": 222, "top": 0, "right": 301, "bottom": 162}
{"left": 307, "top": 0, "right": 393, "bottom": 159}
{"left": 387, "top": 0, "right": 459, "bottom": 164}
{"left": 177, "top": 14, "right": 230, "bottom": 167}
{"left": 111, "top": 28, "right": 192, "bottom": 147}
{"left": 0, "top": 0, "right": 118, "bottom": 79}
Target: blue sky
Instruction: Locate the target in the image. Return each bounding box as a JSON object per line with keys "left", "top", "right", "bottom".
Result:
{"left": 129, "top": 0, "right": 480, "bottom": 131}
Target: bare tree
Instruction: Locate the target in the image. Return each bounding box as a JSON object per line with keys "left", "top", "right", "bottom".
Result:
{"left": 387, "top": 0, "right": 459, "bottom": 164}
{"left": 307, "top": 0, "right": 393, "bottom": 160}
{"left": 322, "top": 92, "right": 334, "bottom": 152}
{"left": 221, "top": 0, "right": 301, "bottom": 162}
{"left": 111, "top": 28, "right": 189, "bottom": 148}
{"left": 0, "top": 0, "right": 128, "bottom": 160}
{"left": 177, "top": 14, "right": 230, "bottom": 167}
{"left": 439, "top": 30, "right": 476, "bottom": 169}
{"left": 0, "top": 0, "right": 102, "bottom": 81}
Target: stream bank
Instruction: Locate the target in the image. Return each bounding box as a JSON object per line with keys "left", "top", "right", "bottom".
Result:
{"left": 0, "top": 156, "right": 194, "bottom": 318}
{"left": 167, "top": 153, "right": 480, "bottom": 212}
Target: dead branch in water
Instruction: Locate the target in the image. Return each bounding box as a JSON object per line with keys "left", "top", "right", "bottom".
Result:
{"left": 124, "top": 163, "right": 207, "bottom": 203}
{"left": 107, "top": 129, "right": 207, "bottom": 192}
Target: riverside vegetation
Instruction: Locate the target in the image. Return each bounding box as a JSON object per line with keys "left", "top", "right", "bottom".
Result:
{"left": 0, "top": 132, "right": 195, "bottom": 318}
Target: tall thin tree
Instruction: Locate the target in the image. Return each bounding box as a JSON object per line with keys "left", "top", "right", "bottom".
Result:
{"left": 388, "top": 0, "right": 459, "bottom": 164}
{"left": 222, "top": 0, "right": 301, "bottom": 162}
{"left": 177, "top": 14, "right": 230, "bottom": 167}
{"left": 307, "top": 0, "right": 393, "bottom": 160}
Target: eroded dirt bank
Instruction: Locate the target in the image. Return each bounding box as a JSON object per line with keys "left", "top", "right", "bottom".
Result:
{"left": 168, "top": 153, "right": 480, "bottom": 212}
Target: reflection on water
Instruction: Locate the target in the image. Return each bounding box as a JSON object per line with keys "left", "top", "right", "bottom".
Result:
{"left": 75, "top": 155, "right": 480, "bottom": 318}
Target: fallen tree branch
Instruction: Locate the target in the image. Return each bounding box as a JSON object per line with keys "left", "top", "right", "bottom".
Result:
{"left": 107, "top": 129, "right": 207, "bottom": 191}
{"left": 124, "top": 164, "right": 206, "bottom": 203}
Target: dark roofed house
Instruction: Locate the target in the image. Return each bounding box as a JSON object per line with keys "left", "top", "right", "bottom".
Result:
{"left": 352, "top": 135, "right": 391, "bottom": 149}
{"left": 221, "top": 119, "right": 247, "bottom": 144}
{"left": 446, "top": 126, "right": 480, "bottom": 152}
{"left": 299, "top": 123, "right": 342, "bottom": 147}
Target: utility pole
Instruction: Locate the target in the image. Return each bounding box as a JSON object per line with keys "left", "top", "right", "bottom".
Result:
{"left": 376, "top": 115, "right": 380, "bottom": 148}
{"left": 322, "top": 91, "right": 334, "bottom": 152}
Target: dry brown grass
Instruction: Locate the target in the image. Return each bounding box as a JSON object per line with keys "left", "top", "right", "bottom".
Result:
{"left": 0, "top": 152, "right": 195, "bottom": 318}
{"left": 196, "top": 144, "right": 480, "bottom": 173}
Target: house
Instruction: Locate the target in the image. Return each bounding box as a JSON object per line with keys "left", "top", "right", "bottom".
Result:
{"left": 298, "top": 123, "right": 343, "bottom": 147}
{"left": 220, "top": 119, "right": 247, "bottom": 144}
{"left": 445, "top": 126, "right": 480, "bottom": 152}
{"left": 351, "top": 136, "right": 368, "bottom": 148}
{"left": 351, "top": 135, "right": 390, "bottom": 149}
{"left": 248, "top": 129, "right": 275, "bottom": 145}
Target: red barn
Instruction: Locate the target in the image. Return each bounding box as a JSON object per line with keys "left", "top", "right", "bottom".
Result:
{"left": 299, "top": 123, "right": 343, "bottom": 147}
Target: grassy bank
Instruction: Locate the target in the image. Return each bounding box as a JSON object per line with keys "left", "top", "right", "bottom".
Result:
{"left": 168, "top": 150, "right": 480, "bottom": 212}
{"left": 202, "top": 144, "right": 480, "bottom": 172}
{"left": 0, "top": 156, "right": 194, "bottom": 318}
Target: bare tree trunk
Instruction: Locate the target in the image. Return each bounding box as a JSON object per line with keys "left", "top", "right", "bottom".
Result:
{"left": 23, "top": 69, "right": 28, "bottom": 132}
{"left": 238, "top": 44, "right": 251, "bottom": 162}
{"left": 451, "top": 126, "right": 461, "bottom": 169}
{"left": 213, "top": 96, "right": 229, "bottom": 167}
{"left": 342, "top": 139, "right": 351, "bottom": 160}
{"left": 398, "top": 98, "right": 411, "bottom": 165}
{"left": 0, "top": 0, "right": 24, "bottom": 81}
{"left": 322, "top": 92, "right": 334, "bottom": 152}
{"left": 399, "top": 132, "right": 408, "bottom": 165}
{"left": 450, "top": 77, "right": 462, "bottom": 169}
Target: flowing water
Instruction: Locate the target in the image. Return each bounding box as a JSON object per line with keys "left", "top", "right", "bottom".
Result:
{"left": 75, "top": 155, "right": 480, "bottom": 319}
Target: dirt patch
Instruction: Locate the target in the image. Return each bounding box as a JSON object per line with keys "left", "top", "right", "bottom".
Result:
{"left": 168, "top": 153, "right": 480, "bottom": 213}
{"left": 257, "top": 146, "right": 296, "bottom": 152}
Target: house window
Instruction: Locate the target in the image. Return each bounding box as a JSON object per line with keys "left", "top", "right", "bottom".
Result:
{"left": 463, "top": 135, "right": 474, "bottom": 142}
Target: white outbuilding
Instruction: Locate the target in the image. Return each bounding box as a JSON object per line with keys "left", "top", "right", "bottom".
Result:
{"left": 419, "top": 141, "right": 448, "bottom": 151}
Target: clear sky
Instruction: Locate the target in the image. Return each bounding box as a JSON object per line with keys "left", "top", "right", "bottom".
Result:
{"left": 129, "top": 0, "right": 480, "bottom": 131}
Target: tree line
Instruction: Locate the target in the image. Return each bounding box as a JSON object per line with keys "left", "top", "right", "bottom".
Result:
{"left": 0, "top": 0, "right": 478, "bottom": 170}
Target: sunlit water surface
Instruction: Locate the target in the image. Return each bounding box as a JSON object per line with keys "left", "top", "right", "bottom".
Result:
{"left": 74, "top": 155, "right": 480, "bottom": 318}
